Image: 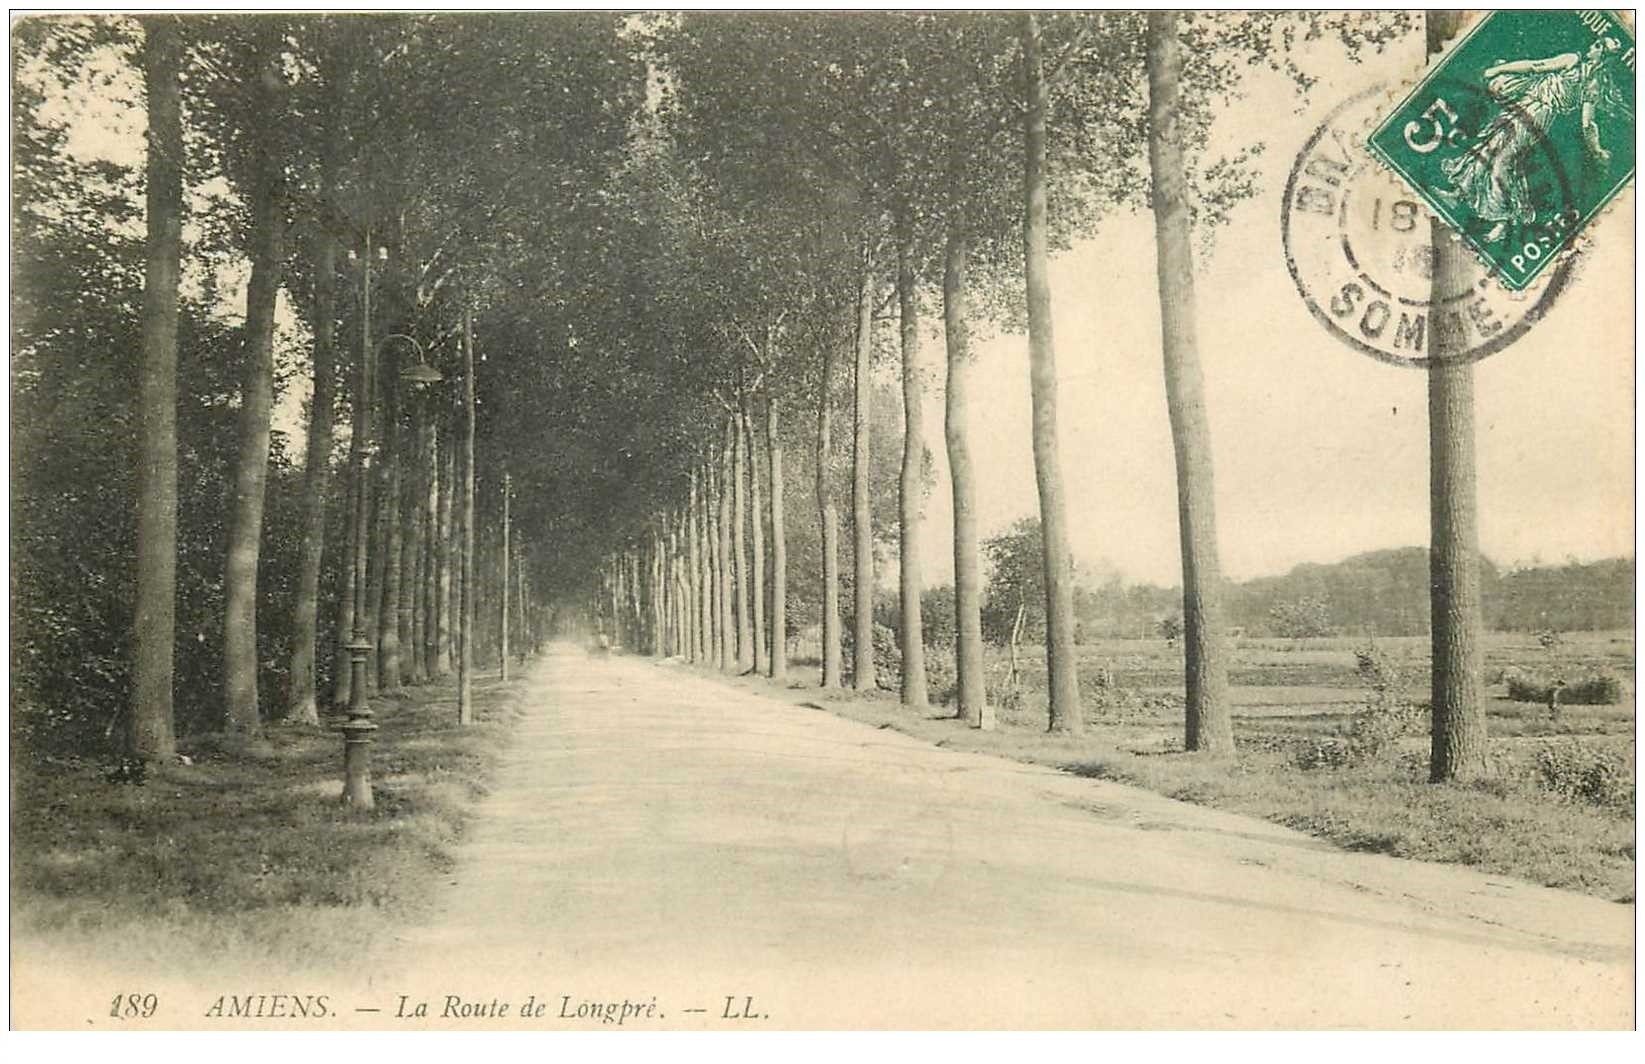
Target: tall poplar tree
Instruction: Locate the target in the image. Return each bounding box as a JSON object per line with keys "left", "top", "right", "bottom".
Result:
{"left": 1145, "top": 11, "right": 1232, "bottom": 754}
{"left": 222, "top": 27, "right": 288, "bottom": 743}
{"left": 1020, "top": 12, "right": 1083, "bottom": 734}
{"left": 1425, "top": 9, "right": 1488, "bottom": 781}
{"left": 286, "top": 33, "right": 344, "bottom": 725}
{"left": 131, "top": 15, "right": 184, "bottom": 759}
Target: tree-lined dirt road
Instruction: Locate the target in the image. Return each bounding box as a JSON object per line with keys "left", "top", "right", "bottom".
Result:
{"left": 371, "top": 644, "right": 1631, "bottom": 1029}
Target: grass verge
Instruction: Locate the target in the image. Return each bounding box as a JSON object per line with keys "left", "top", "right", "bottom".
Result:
{"left": 10, "top": 669, "right": 528, "bottom": 976}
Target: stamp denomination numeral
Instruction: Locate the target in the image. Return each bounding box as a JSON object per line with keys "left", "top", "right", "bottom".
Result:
{"left": 1402, "top": 97, "right": 1464, "bottom": 154}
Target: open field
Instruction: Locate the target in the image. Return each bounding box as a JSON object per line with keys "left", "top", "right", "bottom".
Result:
{"left": 9, "top": 671, "right": 527, "bottom": 981}
{"left": 765, "top": 630, "right": 1636, "bottom": 902}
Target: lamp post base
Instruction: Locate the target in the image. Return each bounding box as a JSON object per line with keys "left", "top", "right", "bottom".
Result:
{"left": 340, "top": 720, "right": 378, "bottom": 808}
{"left": 340, "top": 634, "right": 376, "bottom": 809}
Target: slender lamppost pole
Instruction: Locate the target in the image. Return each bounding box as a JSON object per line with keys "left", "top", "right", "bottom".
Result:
{"left": 340, "top": 315, "right": 444, "bottom": 809}
{"left": 340, "top": 232, "right": 386, "bottom": 808}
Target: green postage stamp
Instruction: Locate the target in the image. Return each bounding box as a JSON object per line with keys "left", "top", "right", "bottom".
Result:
{"left": 1368, "top": 9, "right": 1635, "bottom": 290}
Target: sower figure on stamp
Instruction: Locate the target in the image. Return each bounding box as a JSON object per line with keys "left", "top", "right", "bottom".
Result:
{"left": 1437, "top": 35, "right": 1631, "bottom": 241}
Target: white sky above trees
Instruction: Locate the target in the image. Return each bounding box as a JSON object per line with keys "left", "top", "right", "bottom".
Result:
{"left": 912, "top": 184, "right": 1633, "bottom": 586}
{"left": 25, "top": 15, "right": 1634, "bottom": 589}
{"left": 908, "top": 34, "right": 1634, "bottom": 587}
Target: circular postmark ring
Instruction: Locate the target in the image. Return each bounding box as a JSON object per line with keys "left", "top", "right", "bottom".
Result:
{"left": 1282, "top": 84, "right": 1574, "bottom": 368}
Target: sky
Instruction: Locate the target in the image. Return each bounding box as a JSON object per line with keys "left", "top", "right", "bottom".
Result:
{"left": 21, "top": 15, "right": 1635, "bottom": 590}
{"left": 906, "top": 40, "right": 1636, "bottom": 587}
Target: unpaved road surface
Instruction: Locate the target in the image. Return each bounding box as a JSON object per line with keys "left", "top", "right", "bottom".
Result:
{"left": 375, "top": 647, "right": 1632, "bottom": 1029}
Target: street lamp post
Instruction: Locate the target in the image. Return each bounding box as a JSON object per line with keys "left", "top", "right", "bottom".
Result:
{"left": 338, "top": 324, "right": 440, "bottom": 809}
{"left": 338, "top": 235, "right": 385, "bottom": 809}
{"left": 338, "top": 628, "right": 376, "bottom": 807}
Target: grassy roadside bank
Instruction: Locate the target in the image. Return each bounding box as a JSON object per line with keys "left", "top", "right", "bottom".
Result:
{"left": 10, "top": 668, "right": 529, "bottom": 975}
{"left": 681, "top": 657, "right": 1635, "bottom": 904}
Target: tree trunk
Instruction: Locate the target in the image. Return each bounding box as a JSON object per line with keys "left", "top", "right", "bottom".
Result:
{"left": 676, "top": 524, "right": 691, "bottom": 657}
{"left": 897, "top": 226, "right": 929, "bottom": 708}
{"left": 852, "top": 256, "right": 877, "bottom": 691}
{"left": 422, "top": 420, "right": 439, "bottom": 678}
{"left": 666, "top": 525, "right": 678, "bottom": 656}
{"left": 766, "top": 396, "right": 788, "bottom": 683}
{"left": 412, "top": 420, "right": 432, "bottom": 682}
{"left": 500, "top": 471, "right": 511, "bottom": 680}
{"left": 286, "top": 219, "right": 338, "bottom": 724}
{"left": 702, "top": 474, "right": 713, "bottom": 664}
{"left": 132, "top": 15, "right": 182, "bottom": 759}
{"left": 683, "top": 527, "right": 695, "bottom": 659}
{"left": 701, "top": 463, "right": 715, "bottom": 664}
{"left": 411, "top": 431, "right": 429, "bottom": 683}
{"left": 642, "top": 540, "right": 653, "bottom": 653}
{"left": 942, "top": 225, "right": 988, "bottom": 728}
{"left": 746, "top": 408, "right": 768, "bottom": 676}
{"left": 1147, "top": 11, "right": 1233, "bottom": 756}
{"left": 636, "top": 547, "right": 646, "bottom": 649}
{"left": 817, "top": 343, "right": 843, "bottom": 688}
{"left": 700, "top": 466, "right": 712, "bottom": 658}
{"left": 650, "top": 538, "right": 659, "bottom": 654}
{"left": 332, "top": 467, "right": 359, "bottom": 707}
{"left": 690, "top": 469, "right": 706, "bottom": 663}
{"left": 438, "top": 428, "right": 454, "bottom": 674}
{"left": 517, "top": 533, "right": 530, "bottom": 661}
{"left": 684, "top": 516, "right": 696, "bottom": 658}
{"left": 652, "top": 535, "right": 662, "bottom": 655}
{"left": 401, "top": 410, "right": 424, "bottom": 685}
{"left": 662, "top": 531, "right": 672, "bottom": 655}
{"left": 626, "top": 548, "right": 635, "bottom": 647}
{"left": 458, "top": 305, "right": 476, "bottom": 724}
{"left": 476, "top": 524, "right": 489, "bottom": 659}
{"left": 365, "top": 454, "right": 389, "bottom": 692}
{"left": 652, "top": 532, "right": 664, "bottom": 655}
{"left": 623, "top": 548, "right": 635, "bottom": 646}
{"left": 732, "top": 412, "right": 753, "bottom": 672}
{"left": 222, "top": 47, "right": 285, "bottom": 742}
{"left": 684, "top": 496, "right": 697, "bottom": 661}
{"left": 1426, "top": 10, "right": 1489, "bottom": 782}
{"left": 1021, "top": 12, "right": 1083, "bottom": 734}
{"left": 336, "top": 227, "right": 376, "bottom": 706}
{"left": 705, "top": 458, "right": 722, "bottom": 665}
{"left": 379, "top": 341, "right": 403, "bottom": 691}
{"left": 718, "top": 424, "right": 736, "bottom": 672}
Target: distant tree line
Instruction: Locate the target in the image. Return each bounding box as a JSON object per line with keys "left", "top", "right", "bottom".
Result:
{"left": 950, "top": 543, "right": 1634, "bottom": 642}
{"left": 877, "top": 532, "right": 1632, "bottom": 647}
{"left": 1229, "top": 549, "right": 1634, "bottom": 636}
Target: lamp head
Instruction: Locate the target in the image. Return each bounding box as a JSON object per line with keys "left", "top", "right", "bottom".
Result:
{"left": 400, "top": 360, "right": 445, "bottom": 386}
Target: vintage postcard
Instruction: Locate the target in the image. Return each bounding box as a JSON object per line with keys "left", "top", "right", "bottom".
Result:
{"left": 8, "top": 8, "right": 1635, "bottom": 1032}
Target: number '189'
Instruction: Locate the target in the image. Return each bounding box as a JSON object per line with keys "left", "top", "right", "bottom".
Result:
{"left": 110, "top": 993, "right": 159, "bottom": 1019}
